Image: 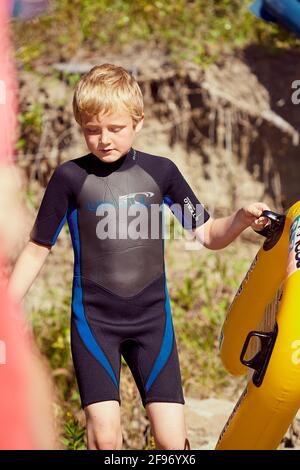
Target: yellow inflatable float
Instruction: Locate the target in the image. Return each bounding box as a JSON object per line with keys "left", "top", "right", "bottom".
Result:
{"left": 216, "top": 201, "right": 300, "bottom": 450}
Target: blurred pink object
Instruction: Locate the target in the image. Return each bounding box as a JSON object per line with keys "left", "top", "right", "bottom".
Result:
{"left": 0, "top": 0, "right": 36, "bottom": 449}
{"left": 0, "top": 252, "right": 36, "bottom": 449}
{"left": 0, "top": 2, "right": 17, "bottom": 164}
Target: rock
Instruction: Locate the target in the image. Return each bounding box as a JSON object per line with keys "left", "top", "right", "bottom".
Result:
{"left": 185, "top": 397, "right": 300, "bottom": 450}
{"left": 184, "top": 397, "right": 235, "bottom": 450}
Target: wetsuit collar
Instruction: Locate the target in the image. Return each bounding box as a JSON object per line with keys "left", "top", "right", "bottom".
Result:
{"left": 90, "top": 147, "right": 137, "bottom": 176}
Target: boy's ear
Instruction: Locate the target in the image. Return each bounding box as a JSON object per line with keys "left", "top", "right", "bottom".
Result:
{"left": 134, "top": 115, "right": 144, "bottom": 133}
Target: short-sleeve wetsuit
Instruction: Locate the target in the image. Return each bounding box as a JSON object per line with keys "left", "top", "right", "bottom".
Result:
{"left": 30, "top": 148, "right": 210, "bottom": 408}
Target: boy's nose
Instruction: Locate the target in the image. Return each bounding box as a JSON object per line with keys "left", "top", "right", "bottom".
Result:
{"left": 99, "top": 131, "right": 111, "bottom": 146}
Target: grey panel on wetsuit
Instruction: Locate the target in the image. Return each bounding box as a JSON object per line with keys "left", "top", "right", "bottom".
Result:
{"left": 78, "top": 162, "right": 164, "bottom": 297}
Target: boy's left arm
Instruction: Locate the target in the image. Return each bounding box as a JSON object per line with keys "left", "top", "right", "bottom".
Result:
{"left": 193, "top": 203, "right": 270, "bottom": 250}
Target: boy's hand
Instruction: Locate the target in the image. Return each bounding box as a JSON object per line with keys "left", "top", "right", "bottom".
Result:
{"left": 240, "top": 203, "right": 271, "bottom": 231}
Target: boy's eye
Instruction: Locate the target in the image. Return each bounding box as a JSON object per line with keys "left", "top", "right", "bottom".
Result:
{"left": 110, "top": 127, "right": 122, "bottom": 133}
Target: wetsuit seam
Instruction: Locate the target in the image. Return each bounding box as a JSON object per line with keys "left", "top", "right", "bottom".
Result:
{"left": 30, "top": 236, "right": 54, "bottom": 247}
{"left": 137, "top": 345, "right": 147, "bottom": 394}
{"left": 77, "top": 273, "right": 165, "bottom": 302}
{"left": 82, "top": 244, "right": 163, "bottom": 261}
{"left": 82, "top": 398, "right": 121, "bottom": 408}
{"left": 144, "top": 396, "right": 185, "bottom": 405}
{"left": 120, "top": 338, "right": 142, "bottom": 347}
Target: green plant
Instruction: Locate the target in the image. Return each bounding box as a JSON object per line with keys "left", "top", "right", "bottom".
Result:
{"left": 19, "top": 103, "right": 43, "bottom": 134}
{"left": 12, "top": 0, "right": 299, "bottom": 68}
{"left": 62, "top": 414, "right": 86, "bottom": 450}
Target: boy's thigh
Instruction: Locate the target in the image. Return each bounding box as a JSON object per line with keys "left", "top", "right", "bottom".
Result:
{"left": 84, "top": 400, "right": 121, "bottom": 431}
{"left": 146, "top": 402, "right": 189, "bottom": 448}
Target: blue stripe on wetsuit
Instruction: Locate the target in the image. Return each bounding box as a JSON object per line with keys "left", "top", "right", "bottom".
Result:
{"left": 145, "top": 281, "right": 174, "bottom": 392}
{"left": 67, "top": 207, "right": 119, "bottom": 390}
{"left": 145, "top": 201, "right": 174, "bottom": 392}
{"left": 51, "top": 211, "right": 67, "bottom": 245}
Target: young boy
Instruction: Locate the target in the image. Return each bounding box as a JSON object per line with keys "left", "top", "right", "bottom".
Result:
{"left": 8, "top": 63, "right": 269, "bottom": 450}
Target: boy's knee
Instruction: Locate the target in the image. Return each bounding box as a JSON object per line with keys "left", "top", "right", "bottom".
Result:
{"left": 88, "top": 428, "right": 123, "bottom": 450}
{"left": 95, "top": 433, "right": 122, "bottom": 450}
{"left": 156, "top": 435, "right": 190, "bottom": 450}
{"left": 85, "top": 402, "right": 122, "bottom": 449}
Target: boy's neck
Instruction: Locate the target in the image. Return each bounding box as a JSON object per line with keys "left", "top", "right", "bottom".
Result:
{"left": 90, "top": 148, "right": 136, "bottom": 175}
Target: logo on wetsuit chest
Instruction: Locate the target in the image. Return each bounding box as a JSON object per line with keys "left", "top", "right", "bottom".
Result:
{"left": 119, "top": 192, "right": 154, "bottom": 207}
{"left": 86, "top": 192, "right": 154, "bottom": 211}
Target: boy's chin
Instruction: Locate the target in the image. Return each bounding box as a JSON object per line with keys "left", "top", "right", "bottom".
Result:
{"left": 93, "top": 150, "right": 120, "bottom": 163}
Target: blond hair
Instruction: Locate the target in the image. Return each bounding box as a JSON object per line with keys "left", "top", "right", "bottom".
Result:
{"left": 73, "top": 64, "right": 144, "bottom": 128}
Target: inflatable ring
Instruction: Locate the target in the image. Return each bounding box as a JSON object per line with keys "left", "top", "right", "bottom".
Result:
{"left": 216, "top": 201, "right": 300, "bottom": 449}
{"left": 250, "top": 0, "right": 300, "bottom": 37}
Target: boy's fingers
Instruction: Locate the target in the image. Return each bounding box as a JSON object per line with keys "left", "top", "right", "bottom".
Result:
{"left": 254, "top": 204, "right": 271, "bottom": 217}
{"left": 253, "top": 210, "right": 264, "bottom": 218}
{"left": 258, "top": 216, "right": 269, "bottom": 224}
{"left": 253, "top": 219, "right": 270, "bottom": 233}
{"left": 252, "top": 216, "right": 268, "bottom": 226}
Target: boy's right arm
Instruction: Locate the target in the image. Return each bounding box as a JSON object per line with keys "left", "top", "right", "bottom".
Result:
{"left": 7, "top": 241, "right": 51, "bottom": 303}
{"left": 8, "top": 162, "right": 74, "bottom": 303}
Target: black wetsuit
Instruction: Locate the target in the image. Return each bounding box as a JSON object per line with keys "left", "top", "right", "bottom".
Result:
{"left": 30, "top": 148, "right": 210, "bottom": 408}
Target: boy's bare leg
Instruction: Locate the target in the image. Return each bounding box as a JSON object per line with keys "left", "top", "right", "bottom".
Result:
{"left": 84, "top": 401, "right": 123, "bottom": 450}
{"left": 146, "top": 402, "right": 190, "bottom": 450}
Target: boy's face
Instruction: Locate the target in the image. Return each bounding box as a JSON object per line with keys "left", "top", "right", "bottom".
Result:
{"left": 81, "top": 108, "right": 144, "bottom": 163}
